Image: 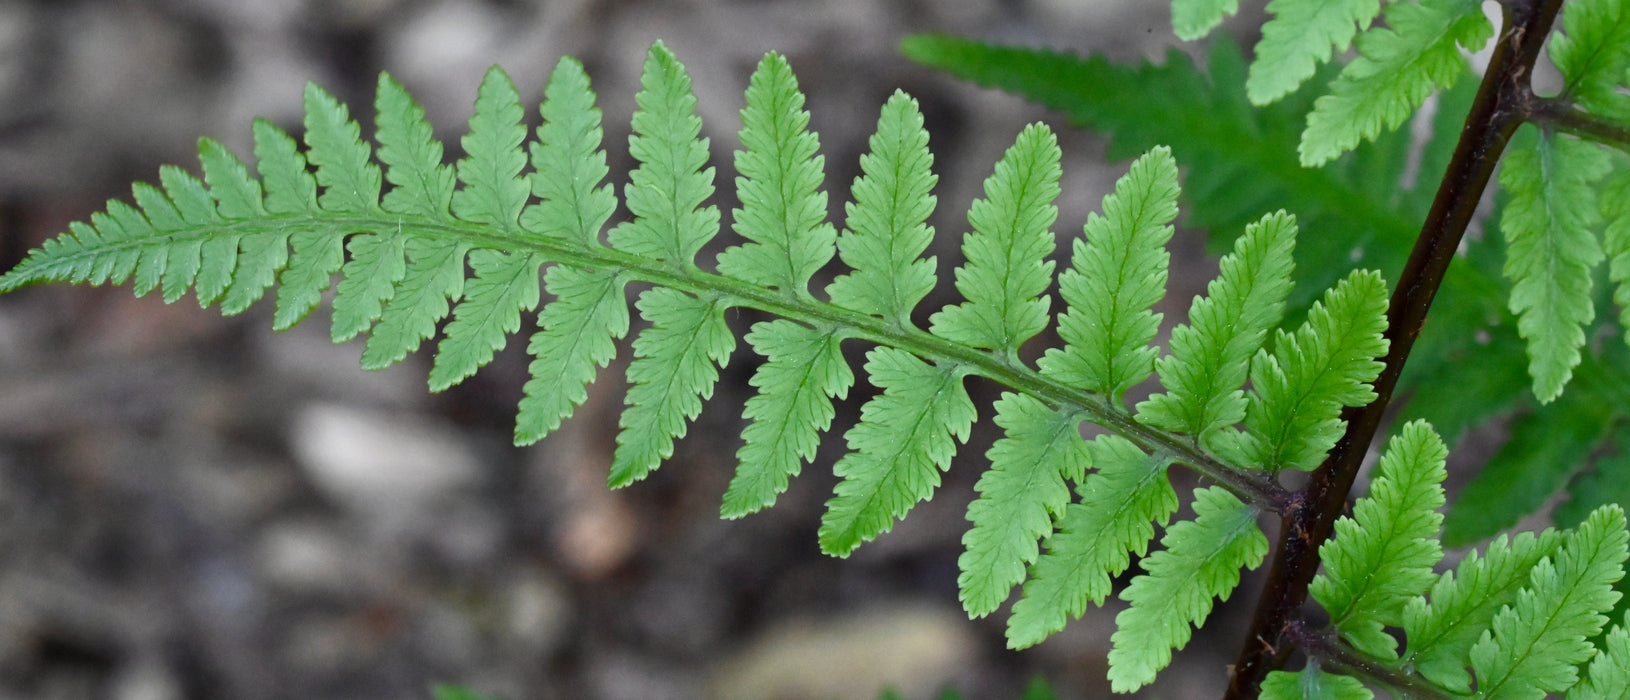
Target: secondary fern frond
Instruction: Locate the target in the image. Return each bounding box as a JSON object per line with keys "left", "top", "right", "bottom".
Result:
{"left": 1570, "top": 611, "right": 1630, "bottom": 699}
{"left": 1039, "top": 146, "right": 1176, "bottom": 403}
{"left": 1299, "top": 0, "right": 1491, "bottom": 166}
{"left": 1551, "top": 0, "right": 1630, "bottom": 117}
{"left": 1247, "top": 0, "right": 1382, "bottom": 106}
{"left": 1107, "top": 485, "right": 1269, "bottom": 692}
{"left": 1310, "top": 420, "right": 1447, "bottom": 658}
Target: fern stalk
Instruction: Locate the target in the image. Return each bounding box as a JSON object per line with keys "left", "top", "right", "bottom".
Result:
{"left": 1225, "top": 0, "right": 1568, "bottom": 696}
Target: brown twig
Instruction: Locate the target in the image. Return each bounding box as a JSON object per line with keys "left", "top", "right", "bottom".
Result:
{"left": 1220, "top": 0, "right": 1565, "bottom": 697}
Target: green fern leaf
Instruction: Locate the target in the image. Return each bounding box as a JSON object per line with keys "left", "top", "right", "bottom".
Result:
{"left": 1107, "top": 485, "right": 1268, "bottom": 692}
{"left": 1172, "top": 0, "right": 1239, "bottom": 41}
{"left": 195, "top": 138, "right": 264, "bottom": 307}
{"left": 1500, "top": 126, "right": 1611, "bottom": 403}
{"left": 927, "top": 123, "right": 1059, "bottom": 355}
{"left": 722, "top": 320, "right": 852, "bottom": 518}
{"left": 1299, "top": 0, "right": 1491, "bottom": 166}
{"left": 1222, "top": 269, "right": 1388, "bottom": 471}
{"left": 715, "top": 52, "right": 835, "bottom": 297}
{"left": 515, "top": 265, "right": 628, "bottom": 444}
{"left": 1260, "top": 663, "right": 1372, "bottom": 700}
{"left": 608, "top": 41, "right": 720, "bottom": 265}
{"left": 1005, "top": 435, "right": 1178, "bottom": 649}
{"left": 1247, "top": 0, "right": 1382, "bottom": 105}
{"left": 609, "top": 289, "right": 733, "bottom": 487}
{"left": 143, "top": 168, "right": 213, "bottom": 304}
{"left": 1551, "top": 0, "right": 1630, "bottom": 116}
{"left": 1310, "top": 420, "right": 1446, "bottom": 658}
{"left": 825, "top": 91, "right": 938, "bottom": 325}
{"left": 1570, "top": 611, "right": 1630, "bottom": 700}
{"left": 236, "top": 120, "right": 307, "bottom": 319}
{"left": 1039, "top": 146, "right": 1176, "bottom": 402}
{"left": 1136, "top": 211, "right": 1296, "bottom": 448}
{"left": 1604, "top": 166, "right": 1630, "bottom": 346}
{"left": 818, "top": 348, "right": 975, "bottom": 556}
{"left": 1402, "top": 529, "right": 1565, "bottom": 692}
{"left": 958, "top": 395, "right": 1087, "bottom": 618}
{"left": 361, "top": 73, "right": 462, "bottom": 369}
{"left": 520, "top": 57, "right": 616, "bottom": 243}
{"left": 1470, "top": 505, "right": 1629, "bottom": 699}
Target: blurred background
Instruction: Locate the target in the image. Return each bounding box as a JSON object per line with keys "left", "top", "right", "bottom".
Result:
{"left": 0, "top": 1, "right": 1269, "bottom": 698}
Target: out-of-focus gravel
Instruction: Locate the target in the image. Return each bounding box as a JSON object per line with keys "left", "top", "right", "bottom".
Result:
{"left": 0, "top": 1, "right": 1266, "bottom": 699}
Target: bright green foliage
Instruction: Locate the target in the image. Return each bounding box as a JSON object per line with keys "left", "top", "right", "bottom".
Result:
{"left": 1222, "top": 269, "right": 1389, "bottom": 472}
{"left": 1470, "top": 506, "right": 1628, "bottom": 699}
{"left": 927, "top": 123, "right": 1059, "bottom": 355}
{"left": 1299, "top": 0, "right": 1491, "bottom": 166}
{"left": 1401, "top": 530, "right": 1565, "bottom": 692}
{"left": 716, "top": 52, "right": 835, "bottom": 297}
{"left": 1107, "top": 486, "right": 1268, "bottom": 692}
{"left": 1005, "top": 437, "right": 1178, "bottom": 649}
{"left": 958, "top": 395, "right": 1085, "bottom": 617}
{"left": 1570, "top": 611, "right": 1630, "bottom": 700}
{"left": 1171, "top": 0, "right": 1238, "bottom": 41}
{"left": 1606, "top": 167, "right": 1630, "bottom": 345}
{"left": 818, "top": 349, "right": 974, "bottom": 556}
{"left": 1551, "top": 0, "right": 1630, "bottom": 118}
{"left": 722, "top": 321, "right": 851, "bottom": 517}
{"left": 608, "top": 42, "right": 719, "bottom": 265}
{"left": 1039, "top": 147, "right": 1176, "bottom": 403}
{"left": 1311, "top": 421, "right": 1446, "bottom": 658}
{"left": 1247, "top": 0, "right": 1381, "bottom": 105}
{"left": 1499, "top": 126, "right": 1612, "bottom": 403}
{"left": 825, "top": 91, "right": 938, "bottom": 325}
{"left": 516, "top": 266, "right": 627, "bottom": 444}
{"left": 1259, "top": 663, "right": 1371, "bottom": 700}
{"left": 1136, "top": 211, "right": 1296, "bottom": 450}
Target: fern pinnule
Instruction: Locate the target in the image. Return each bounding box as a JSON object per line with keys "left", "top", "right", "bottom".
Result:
{"left": 1570, "top": 611, "right": 1630, "bottom": 699}
{"left": 1499, "top": 126, "right": 1611, "bottom": 403}
{"left": 927, "top": 122, "right": 1060, "bottom": 356}
{"left": 1298, "top": 0, "right": 1492, "bottom": 166}
{"left": 1470, "top": 505, "right": 1628, "bottom": 699}
{"left": 1550, "top": 0, "right": 1630, "bottom": 115}
{"left": 1038, "top": 145, "right": 1176, "bottom": 403}
{"left": 1171, "top": 0, "right": 1238, "bottom": 41}
{"left": 715, "top": 51, "right": 835, "bottom": 298}
{"left": 958, "top": 395, "right": 1086, "bottom": 618}
{"left": 195, "top": 137, "right": 267, "bottom": 308}
{"left": 1221, "top": 268, "right": 1389, "bottom": 472}
{"left": 1310, "top": 420, "right": 1447, "bottom": 658}
{"left": 1006, "top": 435, "right": 1178, "bottom": 649}
{"left": 825, "top": 91, "right": 938, "bottom": 326}
{"left": 1259, "top": 663, "right": 1372, "bottom": 700}
{"left": 1135, "top": 210, "right": 1296, "bottom": 451}
{"left": 1107, "top": 485, "right": 1269, "bottom": 692}
{"left": 1246, "top": 0, "right": 1381, "bottom": 105}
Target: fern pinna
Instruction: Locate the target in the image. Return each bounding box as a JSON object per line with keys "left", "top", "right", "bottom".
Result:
{"left": 4, "top": 37, "right": 1630, "bottom": 697}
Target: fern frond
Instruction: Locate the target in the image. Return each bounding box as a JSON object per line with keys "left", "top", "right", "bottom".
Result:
{"left": 1135, "top": 210, "right": 1296, "bottom": 449}
{"left": 1005, "top": 435, "right": 1178, "bottom": 649}
{"left": 1247, "top": 0, "right": 1382, "bottom": 105}
{"left": 1605, "top": 166, "right": 1630, "bottom": 346}
{"left": 195, "top": 138, "right": 264, "bottom": 308}
{"left": 306, "top": 83, "right": 397, "bottom": 343}
{"left": 1172, "top": 0, "right": 1239, "bottom": 41}
{"left": 825, "top": 91, "right": 938, "bottom": 326}
{"left": 1039, "top": 146, "right": 1176, "bottom": 403}
{"left": 1221, "top": 269, "right": 1388, "bottom": 471}
{"left": 1107, "top": 485, "right": 1269, "bottom": 692}
{"left": 958, "top": 395, "right": 1087, "bottom": 618}
{"left": 927, "top": 123, "right": 1059, "bottom": 356}
{"left": 818, "top": 349, "right": 975, "bottom": 556}
{"left": 1551, "top": 0, "right": 1630, "bottom": 116}
{"left": 608, "top": 41, "right": 720, "bottom": 264}
{"left": 610, "top": 290, "right": 733, "bottom": 487}
{"left": 722, "top": 320, "right": 852, "bottom": 518}
{"left": 1299, "top": 0, "right": 1491, "bottom": 166}
{"left": 1401, "top": 529, "right": 1565, "bottom": 692}
{"left": 1470, "top": 505, "right": 1628, "bottom": 699}
{"left": 516, "top": 265, "right": 628, "bottom": 444}
{"left": 715, "top": 52, "right": 835, "bottom": 298}
{"left": 1570, "top": 611, "right": 1630, "bottom": 700}
{"left": 1310, "top": 421, "right": 1446, "bottom": 658}
{"left": 1500, "top": 126, "right": 1611, "bottom": 403}
{"left": 1260, "top": 663, "right": 1372, "bottom": 700}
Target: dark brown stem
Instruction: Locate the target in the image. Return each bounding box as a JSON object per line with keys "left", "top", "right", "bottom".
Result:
{"left": 1283, "top": 619, "right": 1466, "bottom": 700}
{"left": 1221, "top": 1, "right": 1564, "bottom": 697}
{"left": 1526, "top": 97, "right": 1630, "bottom": 151}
